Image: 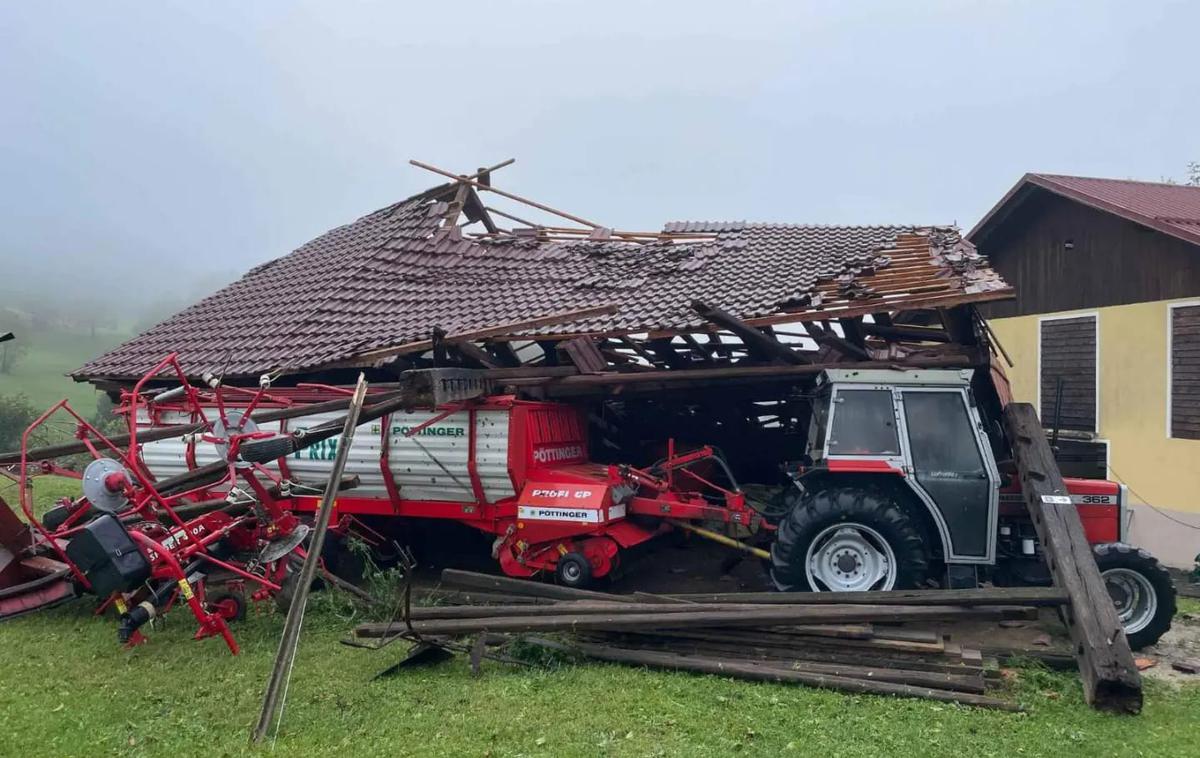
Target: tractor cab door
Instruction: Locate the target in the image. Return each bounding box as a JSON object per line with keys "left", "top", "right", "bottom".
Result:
{"left": 896, "top": 388, "right": 999, "bottom": 562}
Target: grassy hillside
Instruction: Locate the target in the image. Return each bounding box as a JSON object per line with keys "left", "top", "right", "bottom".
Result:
{"left": 0, "top": 328, "right": 128, "bottom": 417}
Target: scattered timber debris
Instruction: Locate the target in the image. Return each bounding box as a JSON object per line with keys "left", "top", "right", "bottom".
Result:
{"left": 347, "top": 569, "right": 1075, "bottom": 712}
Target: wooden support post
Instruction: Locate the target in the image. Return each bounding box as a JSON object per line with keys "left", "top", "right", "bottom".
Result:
{"left": 692, "top": 301, "right": 808, "bottom": 365}
{"left": 252, "top": 376, "right": 369, "bottom": 743}
{"left": 1003, "top": 402, "right": 1142, "bottom": 713}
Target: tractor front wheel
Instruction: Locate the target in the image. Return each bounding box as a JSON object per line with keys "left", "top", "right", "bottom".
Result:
{"left": 770, "top": 486, "right": 929, "bottom": 593}
{"left": 1094, "top": 542, "right": 1175, "bottom": 650}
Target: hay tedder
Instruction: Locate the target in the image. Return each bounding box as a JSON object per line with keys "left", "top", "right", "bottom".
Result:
{"left": 0, "top": 356, "right": 330, "bottom": 653}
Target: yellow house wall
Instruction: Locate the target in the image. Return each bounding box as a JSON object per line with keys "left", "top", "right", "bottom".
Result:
{"left": 989, "top": 298, "right": 1200, "bottom": 516}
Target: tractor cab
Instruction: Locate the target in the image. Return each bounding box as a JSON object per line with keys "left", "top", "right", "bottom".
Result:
{"left": 806, "top": 368, "right": 1001, "bottom": 564}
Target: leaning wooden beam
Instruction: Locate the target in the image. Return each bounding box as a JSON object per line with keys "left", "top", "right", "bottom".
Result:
{"left": 252, "top": 375, "right": 369, "bottom": 743}
{"left": 1003, "top": 402, "right": 1142, "bottom": 713}
{"left": 529, "top": 640, "right": 1021, "bottom": 711}
{"left": 346, "top": 304, "right": 619, "bottom": 365}
{"left": 691, "top": 301, "right": 808, "bottom": 365}
{"left": 804, "top": 321, "right": 871, "bottom": 361}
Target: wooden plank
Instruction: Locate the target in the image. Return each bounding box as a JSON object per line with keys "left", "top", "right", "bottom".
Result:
{"left": 559, "top": 337, "right": 609, "bottom": 373}
{"left": 637, "top": 586, "right": 1068, "bottom": 606}
{"left": 440, "top": 568, "right": 619, "bottom": 601}
{"left": 372, "top": 604, "right": 1041, "bottom": 637}
{"left": 1003, "top": 402, "right": 1141, "bottom": 713}
{"left": 584, "top": 637, "right": 986, "bottom": 693}
{"left": 533, "top": 640, "right": 1020, "bottom": 711}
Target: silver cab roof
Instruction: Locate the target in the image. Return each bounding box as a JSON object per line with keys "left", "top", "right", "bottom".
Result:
{"left": 819, "top": 368, "right": 973, "bottom": 388}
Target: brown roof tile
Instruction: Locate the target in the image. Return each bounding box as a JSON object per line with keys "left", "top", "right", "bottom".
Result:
{"left": 76, "top": 185, "right": 1011, "bottom": 381}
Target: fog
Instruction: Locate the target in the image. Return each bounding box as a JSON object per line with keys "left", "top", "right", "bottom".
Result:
{"left": 2, "top": 0, "right": 1197, "bottom": 328}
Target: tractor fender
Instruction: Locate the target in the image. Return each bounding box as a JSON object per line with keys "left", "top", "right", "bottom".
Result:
{"left": 795, "top": 470, "right": 949, "bottom": 562}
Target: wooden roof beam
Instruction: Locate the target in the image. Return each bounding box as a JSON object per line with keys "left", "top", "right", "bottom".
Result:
{"left": 692, "top": 301, "right": 809, "bottom": 365}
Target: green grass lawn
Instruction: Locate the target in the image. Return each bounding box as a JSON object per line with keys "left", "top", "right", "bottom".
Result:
{"left": 3, "top": 479, "right": 1199, "bottom": 757}
{"left": 0, "top": 328, "right": 128, "bottom": 417}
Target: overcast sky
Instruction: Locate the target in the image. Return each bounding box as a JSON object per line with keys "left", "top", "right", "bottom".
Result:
{"left": 2, "top": 1, "right": 1197, "bottom": 319}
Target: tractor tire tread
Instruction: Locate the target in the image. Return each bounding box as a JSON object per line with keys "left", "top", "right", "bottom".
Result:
{"left": 769, "top": 485, "right": 929, "bottom": 593}
{"left": 1093, "top": 541, "right": 1176, "bottom": 650}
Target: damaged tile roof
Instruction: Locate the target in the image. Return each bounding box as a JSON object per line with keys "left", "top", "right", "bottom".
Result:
{"left": 76, "top": 184, "right": 1012, "bottom": 381}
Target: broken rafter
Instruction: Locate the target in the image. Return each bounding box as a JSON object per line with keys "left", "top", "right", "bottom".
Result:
{"left": 412, "top": 159, "right": 604, "bottom": 229}
{"left": 344, "top": 304, "right": 619, "bottom": 365}
{"left": 804, "top": 322, "right": 871, "bottom": 361}
{"left": 691, "top": 301, "right": 808, "bottom": 366}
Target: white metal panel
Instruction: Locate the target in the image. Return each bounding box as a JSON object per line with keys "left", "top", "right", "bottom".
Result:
{"left": 476, "top": 410, "right": 515, "bottom": 501}
{"left": 134, "top": 407, "right": 514, "bottom": 504}
{"left": 376, "top": 411, "right": 475, "bottom": 502}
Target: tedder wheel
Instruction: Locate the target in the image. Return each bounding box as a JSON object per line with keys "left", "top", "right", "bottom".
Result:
{"left": 556, "top": 552, "right": 593, "bottom": 589}
{"left": 1094, "top": 542, "right": 1176, "bottom": 650}
{"left": 769, "top": 486, "right": 929, "bottom": 592}
{"left": 208, "top": 591, "right": 247, "bottom": 622}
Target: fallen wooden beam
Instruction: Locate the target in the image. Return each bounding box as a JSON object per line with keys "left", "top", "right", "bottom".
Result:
{"left": 439, "top": 568, "right": 618, "bottom": 601}
{"left": 367, "top": 604, "right": 1037, "bottom": 638}
{"left": 692, "top": 300, "right": 809, "bottom": 365}
{"left": 583, "top": 638, "right": 987, "bottom": 693}
{"left": 641, "top": 586, "right": 1068, "bottom": 607}
{"left": 1004, "top": 402, "right": 1142, "bottom": 713}
{"left": 529, "top": 639, "right": 1020, "bottom": 711}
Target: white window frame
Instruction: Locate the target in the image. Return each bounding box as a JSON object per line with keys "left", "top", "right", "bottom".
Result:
{"left": 1036, "top": 311, "right": 1100, "bottom": 434}
{"left": 1166, "top": 300, "right": 1200, "bottom": 439}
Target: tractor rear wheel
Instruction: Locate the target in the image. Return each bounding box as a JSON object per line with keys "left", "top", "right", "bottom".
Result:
{"left": 770, "top": 486, "right": 929, "bottom": 592}
{"left": 1094, "top": 542, "right": 1175, "bottom": 650}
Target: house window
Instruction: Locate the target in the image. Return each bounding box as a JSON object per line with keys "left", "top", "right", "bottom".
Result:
{"left": 1170, "top": 304, "right": 1200, "bottom": 440}
{"left": 1039, "top": 315, "right": 1097, "bottom": 432}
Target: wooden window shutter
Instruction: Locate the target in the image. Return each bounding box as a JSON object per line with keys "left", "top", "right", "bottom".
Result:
{"left": 1171, "top": 305, "right": 1200, "bottom": 440}
{"left": 1040, "top": 316, "right": 1097, "bottom": 432}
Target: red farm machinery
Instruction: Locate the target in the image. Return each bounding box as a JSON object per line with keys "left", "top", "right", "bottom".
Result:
{"left": 0, "top": 355, "right": 1176, "bottom": 652}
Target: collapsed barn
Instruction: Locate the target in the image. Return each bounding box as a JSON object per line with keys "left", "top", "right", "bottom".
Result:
{"left": 1, "top": 161, "right": 1161, "bottom": 714}
{"left": 73, "top": 160, "right": 1013, "bottom": 486}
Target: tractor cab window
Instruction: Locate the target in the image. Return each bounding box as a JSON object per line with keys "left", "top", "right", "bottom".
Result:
{"left": 827, "top": 389, "right": 900, "bottom": 455}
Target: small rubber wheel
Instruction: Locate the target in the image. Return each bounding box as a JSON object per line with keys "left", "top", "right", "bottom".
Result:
{"left": 274, "top": 555, "right": 304, "bottom": 613}
{"left": 555, "top": 552, "right": 593, "bottom": 589}
{"left": 208, "top": 591, "right": 246, "bottom": 622}
{"left": 770, "top": 486, "right": 929, "bottom": 592}
{"left": 1094, "top": 542, "right": 1176, "bottom": 650}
